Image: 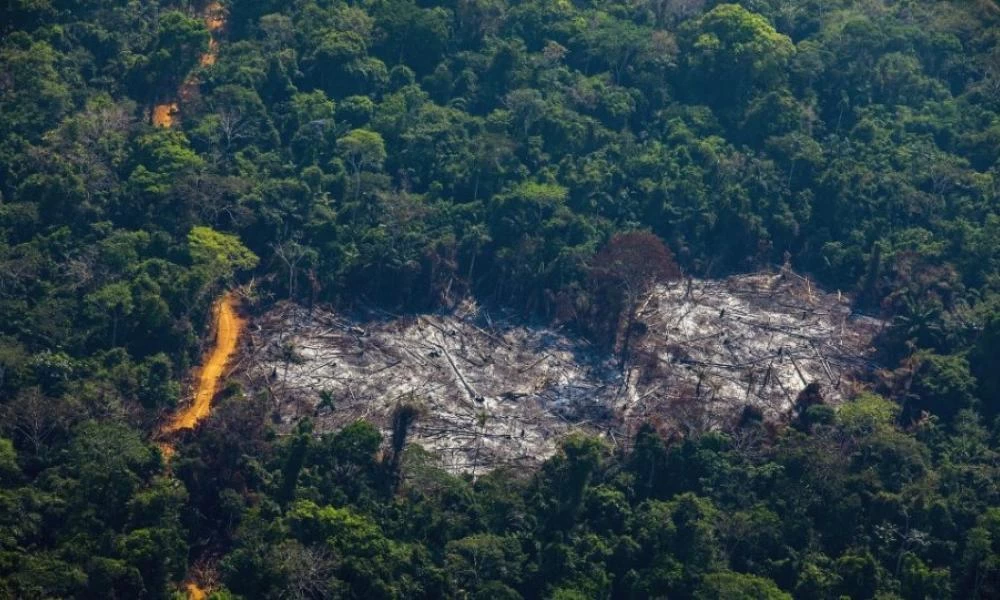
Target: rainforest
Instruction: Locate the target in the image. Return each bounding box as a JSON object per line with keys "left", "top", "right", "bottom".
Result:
{"left": 2, "top": 0, "right": 1000, "bottom": 598}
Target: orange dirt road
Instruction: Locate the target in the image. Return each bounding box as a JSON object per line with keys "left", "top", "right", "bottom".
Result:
{"left": 153, "top": 1, "right": 225, "bottom": 127}
{"left": 199, "top": 1, "right": 224, "bottom": 67}
{"left": 152, "top": 102, "right": 178, "bottom": 128}
{"left": 152, "top": 6, "right": 232, "bottom": 598}
{"left": 164, "top": 292, "right": 244, "bottom": 433}
{"left": 186, "top": 582, "right": 207, "bottom": 600}
{"left": 157, "top": 294, "right": 240, "bottom": 600}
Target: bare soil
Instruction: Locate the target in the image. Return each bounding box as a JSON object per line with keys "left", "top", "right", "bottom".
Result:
{"left": 240, "top": 271, "right": 881, "bottom": 473}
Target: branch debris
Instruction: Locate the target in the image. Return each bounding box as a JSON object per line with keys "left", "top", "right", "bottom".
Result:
{"left": 242, "top": 271, "right": 881, "bottom": 473}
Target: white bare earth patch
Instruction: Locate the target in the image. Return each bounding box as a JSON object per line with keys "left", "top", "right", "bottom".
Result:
{"left": 240, "top": 271, "right": 880, "bottom": 473}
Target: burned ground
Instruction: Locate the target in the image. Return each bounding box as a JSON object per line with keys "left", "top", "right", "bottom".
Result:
{"left": 239, "top": 271, "right": 881, "bottom": 473}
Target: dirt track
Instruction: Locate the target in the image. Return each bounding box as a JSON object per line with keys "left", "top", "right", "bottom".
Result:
{"left": 152, "top": 1, "right": 225, "bottom": 127}
{"left": 186, "top": 582, "right": 206, "bottom": 600}
{"left": 150, "top": 4, "right": 232, "bottom": 597}
{"left": 165, "top": 292, "right": 244, "bottom": 433}
{"left": 159, "top": 293, "right": 241, "bottom": 598}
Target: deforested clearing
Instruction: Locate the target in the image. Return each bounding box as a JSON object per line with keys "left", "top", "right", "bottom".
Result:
{"left": 241, "top": 271, "right": 880, "bottom": 473}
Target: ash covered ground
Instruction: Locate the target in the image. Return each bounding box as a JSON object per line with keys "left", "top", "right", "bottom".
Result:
{"left": 240, "top": 271, "right": 881, "bottom": 473}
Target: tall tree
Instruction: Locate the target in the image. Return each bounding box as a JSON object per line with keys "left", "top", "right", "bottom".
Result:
{"left": 588, "top": 231, "right": 680, "bottom": 367}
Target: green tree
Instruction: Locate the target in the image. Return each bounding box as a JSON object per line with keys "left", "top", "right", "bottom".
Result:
{"left": 680, "top": 4, "right": 795, "bottom": 108}
{"left": 187, "top": 226, "right": 259, "bottom": 292}
{"left": 906, "top": 352, "right": 978, "bottom": 422}
{"left": 445, "top": 534, "right": 526, "bottom": 593}
{"left": 130, "top": 11, "right": 209, "bottom": 99}
{"left": 86, "top": 282, "right": 134, "bottom": 347}
{"left": 0, "top": 37, "right": 71, "bottom": 140}
{"left": 694, "top": 571, "right": 792, "bottom": 600}
{"left": 337, "top": 129, "right": 387, "bottom": 201}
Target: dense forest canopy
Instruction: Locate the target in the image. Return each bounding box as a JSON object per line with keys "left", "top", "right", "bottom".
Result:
{"left": 2, "top": 0, "right": 1000, "bottom": 597}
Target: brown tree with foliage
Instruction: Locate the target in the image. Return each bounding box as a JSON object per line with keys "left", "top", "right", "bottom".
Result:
{"left": 587, "top": 232, "right": 680, "bottom": 368}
